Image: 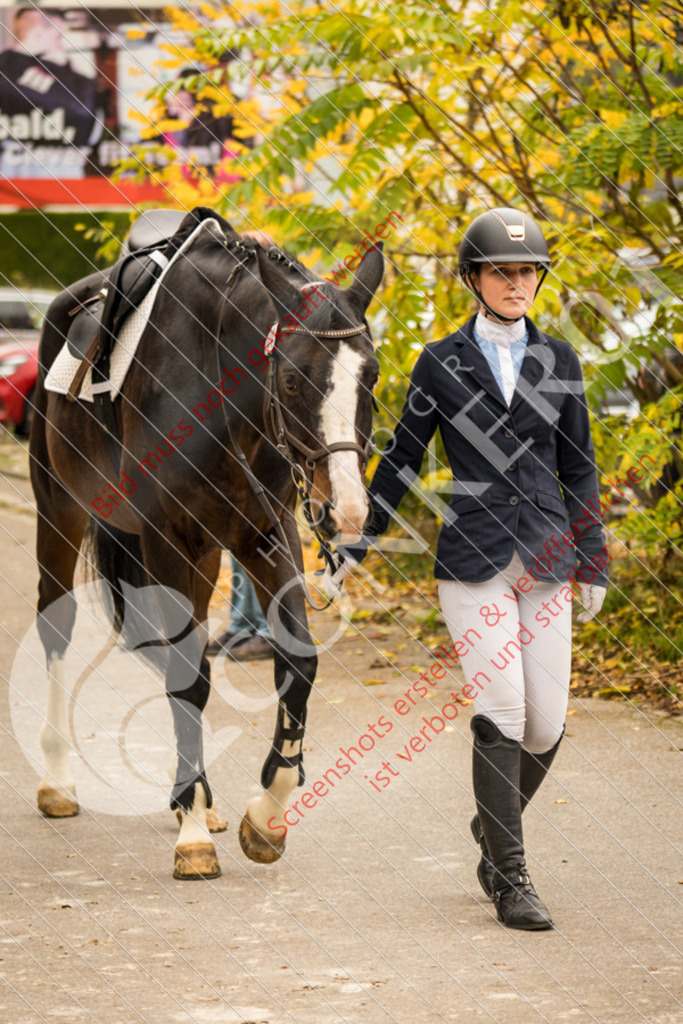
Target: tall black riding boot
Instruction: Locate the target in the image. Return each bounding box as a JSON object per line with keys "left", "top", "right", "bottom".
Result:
{"left": 471, "top": 729, "right": 563, "bottom": 900}
{"left": 470, "top": 715, "right": 553, "bottom": 930}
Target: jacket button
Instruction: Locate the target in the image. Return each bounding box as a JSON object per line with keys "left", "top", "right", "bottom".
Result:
{"left": 508, "top": 462, "right": 517, "bottom": 472}
{"left": 504, "top": 428, "right": 514, "bottom": 438}
{"left": 509, "top": 495, "right": 519, "bottom": 505}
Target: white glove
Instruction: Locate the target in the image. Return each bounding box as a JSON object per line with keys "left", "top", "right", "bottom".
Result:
{"left": 321, "top": 555, "right": 356, "bottom": 599}
{"left": 576, "top": 583, "right": 606, "bottom": 623}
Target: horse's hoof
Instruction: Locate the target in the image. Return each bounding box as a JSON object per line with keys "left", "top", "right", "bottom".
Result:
{"left": 238, "top": 812, "right": 286, "bottom": 864}
{"left": 37, "top": 783, "right": 79, "bottom": 818}
{"left": 175, "top": 806, "right": 227, "bottom": 834}
{"left": 173, "top": 842, "right": 221, "bottom": 880}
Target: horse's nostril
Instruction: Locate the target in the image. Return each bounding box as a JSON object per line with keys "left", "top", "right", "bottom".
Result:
{"left": 302, "top": 497, "right": 325, "bottom": 528}
{"left": 302, "top": 500, "right": 338, "bottom": 539}
{"left": 316, "top": 501, "right": 331, "bottom": 528}
{"left": 316, "top": 506, "right": 339, "bottom": 541}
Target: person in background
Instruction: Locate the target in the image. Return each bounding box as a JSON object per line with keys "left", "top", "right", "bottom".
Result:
{"left": 208, "top": 555, "right": 274, "bottom": 661}
{"left": 160, "top": 65, "right": 244, "bottom": 182}
{"left": 0, "top": 6, "right": 99, "bottom": 177}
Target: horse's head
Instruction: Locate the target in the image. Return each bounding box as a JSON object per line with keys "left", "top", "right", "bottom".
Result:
{"left": 253, "top": 243, "right": 383, "bottom": 542}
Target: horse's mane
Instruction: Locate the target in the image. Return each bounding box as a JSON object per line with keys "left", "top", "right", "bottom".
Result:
{"left": 167, "top": 210, "right": 324, "bottom": 294}
{"left": 234, "top": 237, "right": 315, "bottom": 281}
{"left": 229, "top": 236, "right": 343, "bottom": 335}
{"left": 176, "top": 208, "right": 348, "bottom": 335}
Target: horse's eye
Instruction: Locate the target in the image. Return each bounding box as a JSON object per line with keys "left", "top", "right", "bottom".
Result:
{"left": 282, "top": 374, "right": 298, "bottom": 393}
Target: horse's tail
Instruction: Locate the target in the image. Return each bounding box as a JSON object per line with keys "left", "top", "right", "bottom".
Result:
{"left": 82, "top": 518, "right": 149, "bottom": 641}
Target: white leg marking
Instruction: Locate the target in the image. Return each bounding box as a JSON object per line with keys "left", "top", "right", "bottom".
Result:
{"left": 174, "top": 783, "right": 220, "bottom": 878}
{"left": 246, "top": 739, "right": 299, "bottom": 834}
{"left": 320, "top": 343, "right": 368, "bottom": 535}
{"left": 176, "top": 782, "right": 211, "bottom": 849}
{"left": 39, "top": 655, "right": 74, "bottom": 793}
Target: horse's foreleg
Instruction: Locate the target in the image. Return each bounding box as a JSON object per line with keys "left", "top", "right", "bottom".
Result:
{"left": 141, "top": 535, "right": 221, "bottom": 879}
{"left": 237, "top": 539, "right": 316, "bottom": 863}
{"left": 169, "top": 652, "right": 221, "bottom": 880}
{"left": 173, "top": 765, "right": 221, "bottom": 880}
{"left": 239, "top": 684, "right": 315, "bottom": 863}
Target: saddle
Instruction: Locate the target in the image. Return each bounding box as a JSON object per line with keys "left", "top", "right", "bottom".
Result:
{"left": 65, "top": 206, "right": 236, "bottom": 464}
{"left": 66, "top": 208, "right": 187, "bottom": 365}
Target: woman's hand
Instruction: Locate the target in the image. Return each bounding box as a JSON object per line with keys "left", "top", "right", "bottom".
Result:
{"left": 576, "top": 583, "right": 607, "bottom": 623}
{"left": 321, "top": 554, "right": 357, "bottom": 599}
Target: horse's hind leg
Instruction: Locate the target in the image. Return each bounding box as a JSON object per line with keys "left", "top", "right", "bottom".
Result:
{"left": 34, "top": 495, "right": 87, "bottom": 818}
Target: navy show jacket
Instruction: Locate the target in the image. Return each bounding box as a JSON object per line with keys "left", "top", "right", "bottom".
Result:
{"left": 358, "top": 315, "right": 608, "bottom": 585}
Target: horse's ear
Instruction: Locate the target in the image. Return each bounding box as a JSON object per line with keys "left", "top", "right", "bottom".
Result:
{"left": 254, "top": 246, "right": 308, "bottom": 320}
{"left": 345, "top": 242, "right": 384, "bottom": 312}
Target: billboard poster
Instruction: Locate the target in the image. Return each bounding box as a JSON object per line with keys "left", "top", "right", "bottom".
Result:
{"left": 0, "top": 4, "right": 217, "bottom": 207}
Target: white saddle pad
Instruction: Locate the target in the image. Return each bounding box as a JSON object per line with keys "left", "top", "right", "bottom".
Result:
{"left": 44, "top": 217, "right": 226, "bottom": 402}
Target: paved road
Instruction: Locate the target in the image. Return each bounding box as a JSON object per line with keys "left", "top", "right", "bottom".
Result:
{"left": 0, "top": 451, "right": 681, "bottom": 1024}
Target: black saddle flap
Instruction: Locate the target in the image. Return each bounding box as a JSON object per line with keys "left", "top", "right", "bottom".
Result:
{"left": 104, "top": 250, "right": 166, "bottom": 332}
{"left": 65, "top": 205, "right": 235, "bottom": 366}
{"left": 66, "top": 250, "right": 166, "bottom": 363}
{"left": 67, "top": 297, "right": 103, "bottom": 360}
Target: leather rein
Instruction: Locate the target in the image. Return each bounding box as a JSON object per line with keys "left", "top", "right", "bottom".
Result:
{"left": 218, "top": 243, "right": 373, "bottom": 610}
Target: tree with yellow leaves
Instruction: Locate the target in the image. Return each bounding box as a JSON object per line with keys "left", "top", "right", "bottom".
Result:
{"left": 126, "top": 0, "right": 683, "bottom": 596}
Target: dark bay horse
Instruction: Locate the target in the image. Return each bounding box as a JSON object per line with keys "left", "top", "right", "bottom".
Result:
{"left": 29, "top": 209, "right": 383, "bottom": 878}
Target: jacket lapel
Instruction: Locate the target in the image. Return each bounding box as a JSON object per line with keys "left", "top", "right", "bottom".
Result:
{"left": 509, "top": 318, "right": 549, "bottom": 413}
{"left": 447, "top": 316, "right": 551, "bottom": 413}
{"left": 449, "top": 316, "right": 508, "bottom": 410}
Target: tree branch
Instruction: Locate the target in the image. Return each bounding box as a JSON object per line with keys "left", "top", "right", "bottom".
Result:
{"left": 391, "top": 72, "right": 510, "bottom": 206}
{"left": 627, "top": 3, "right": 654, "bottom": 111}
{"left": 497, "top": 52, "right": 566, "bottom": 131}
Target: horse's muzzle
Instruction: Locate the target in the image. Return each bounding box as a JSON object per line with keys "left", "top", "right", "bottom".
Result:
{"left": 328, "top": 498, "right": 370, "bottom": 541}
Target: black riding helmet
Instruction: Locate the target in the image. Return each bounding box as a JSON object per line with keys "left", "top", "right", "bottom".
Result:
{"left": 458, "top": 208, "right": 551, "bottom": 320}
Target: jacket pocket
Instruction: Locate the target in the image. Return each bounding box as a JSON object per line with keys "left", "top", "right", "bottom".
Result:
{"left": 449, "top": 492, "right": 491, "bottom": 515}
{"left": 536, "top": 490, "right": 566, "bottom": 515}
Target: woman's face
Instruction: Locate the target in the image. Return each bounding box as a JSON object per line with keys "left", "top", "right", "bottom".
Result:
{"left": 473, "top": 261, "right": 538, "bottom": 321}
{"left": 166, "top": 88, "right": 195, "bottom": 120}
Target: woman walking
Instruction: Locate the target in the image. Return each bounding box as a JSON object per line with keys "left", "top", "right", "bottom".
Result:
{"left": 331, "top": 209, "right": 608, "bottom": 930}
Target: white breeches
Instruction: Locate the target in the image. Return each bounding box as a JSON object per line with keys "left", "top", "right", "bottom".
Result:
{"left": 438, "top": 552, "right": 573, "bottom": 753}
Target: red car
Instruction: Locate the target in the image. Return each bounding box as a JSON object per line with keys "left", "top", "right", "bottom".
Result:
{"left": 0, "top": 289, "right": 56, "bottom": 437}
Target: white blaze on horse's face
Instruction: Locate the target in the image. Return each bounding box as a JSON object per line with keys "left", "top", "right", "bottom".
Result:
{"left": 319, "top": 342, "right": 369, "bottom": 539}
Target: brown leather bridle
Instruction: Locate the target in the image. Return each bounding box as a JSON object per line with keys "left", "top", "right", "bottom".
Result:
{"left": 263, "top": 321, "right": 374, "bottom": 500}
{"left": 217, "top": 242, "right": 375, "bottom": 608}
{"left": 262, "top": 321, "right": 375, "bottom": 600}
